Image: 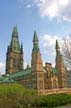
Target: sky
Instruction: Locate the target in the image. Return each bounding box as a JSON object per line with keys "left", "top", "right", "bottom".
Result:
{"left": 0, "top": 0, "right": 71, "bottom": 74}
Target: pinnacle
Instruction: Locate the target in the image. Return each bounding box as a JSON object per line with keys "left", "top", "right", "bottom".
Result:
{"left": 33, "top": 31, "right": 38, "bottom": 42}
{"left": 55, "top": 40, "right": 60, "bottom": 50}
{"left": 12, "top": 25, "right": 18, "bottom": 38}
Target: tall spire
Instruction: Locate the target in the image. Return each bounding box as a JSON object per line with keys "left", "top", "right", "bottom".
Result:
{"left": 33, "top": 31, "right": 38, "bottom": 42}
{"left": 12, "top": 25, "right": 18, "bottom": 38}
{"left": 55, "top": 40, "right": 60, "bottom": 51}
{"left": 10, "top": 25, "right": 20, "bottom": 53}
{"left": 55, "top": 40, "right": 67, "bottom": 88}
{"left": 33, "top": 31, "right": 39, "bottom": 52}
{"left": 31, "top": 31, "right": 44, "bottom": 90}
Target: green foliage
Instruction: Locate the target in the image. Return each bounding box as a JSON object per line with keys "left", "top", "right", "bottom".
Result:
{"left": 0, "top": 83, "right": 71, "bottom": 108}
{"left": 34, "top": 93, "right": 71, "bottom": 107}
{"left": 0, "top": 83, "right": 36, "bottom": 108}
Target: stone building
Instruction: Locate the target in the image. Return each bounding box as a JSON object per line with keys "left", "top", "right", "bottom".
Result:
{"left": 1, "top": 26, "right": 71, "bottom": 94}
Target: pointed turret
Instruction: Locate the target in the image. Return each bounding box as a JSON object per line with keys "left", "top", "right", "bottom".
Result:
{"left": 33, "top": 31, "right": 39, "bottom": 52}
{"left": 12, "top": 26, "right": 18, "bottom": 38}
{"left": 55, "top": 40, "right": 67, "bottom": 88}
{"left": 55, "top": 39, "right": 63, "bottom": 68}
{"left": 31, "top": 31, "right": 44, "bottom": 92}
{"left": 33, "top": 31, "right": 38, "bottom": 42}
{"left": 10, "top": 26, "right": 20, "bottom": 53}
{"left": 55, "top": 40, "right": 60, "bottom": 52}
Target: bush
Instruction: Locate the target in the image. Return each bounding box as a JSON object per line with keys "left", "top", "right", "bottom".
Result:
{"left": 0, "top": 83, "right": 71, "bottom": 108}
{"left": 0, "top": 83, "right": 36, "bottom": 108}
{"left": 34, "top": 93, "right": 71, "bottom": 107}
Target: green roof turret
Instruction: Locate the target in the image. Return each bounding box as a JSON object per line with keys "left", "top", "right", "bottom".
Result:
{"left": 33, "top": 31, "right": 39, "bottom": 52}
{"left": 33, "top": 31, "right": 38, "bottom": 42}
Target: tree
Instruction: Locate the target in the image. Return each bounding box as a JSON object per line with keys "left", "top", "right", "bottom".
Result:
{"left": 62, "top": 37, "right": 71, "bottom": 69}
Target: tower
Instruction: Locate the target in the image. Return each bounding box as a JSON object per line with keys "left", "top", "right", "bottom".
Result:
{"left": 31, "top": 31, "right": 44, "bottom": 93}
{"left": 55, "top": 40, "right": 67, "bottom": 88}
{"left": 6, "top": 26, "right": 23, "bottom": 74}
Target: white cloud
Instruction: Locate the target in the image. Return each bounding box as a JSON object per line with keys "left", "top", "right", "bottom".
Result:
{"left": 17, "top": 0, "right": 71, "bottom": 21}
{"left": 32, "top": 0, "right": 71, "bottom": 22}
{"left": 0, "top": 62, "right": 5, "bottom": 75}
{"left": 41, "top": 34, "right": 62, "bottom": 55}
{"left": 26, "top": 4, "right": 31, "bottom": 8}
{"left": 26, "top": 4, "right": 32, "bottom": 8}
{"left": 0, "top": 62, "right": 5, "bottom": 68}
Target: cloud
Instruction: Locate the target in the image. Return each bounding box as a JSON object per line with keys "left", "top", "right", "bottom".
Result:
{"left": 0, "top": 62, "right": 5, "bottom": 68}
{"left": 41, "top": 34, "right": 65, "bottom": 66}
{"left": 17, "top": 0, "right": 71, "bottom": 21}
{"left": 26, "top": 4, "right": 32, "bottom": 8}
{"left": 32, "top": 0, "right": 71, "bottom": 22}
{"left": 41, "top": 34, "right": 62, "bottom": 55}
{"left": 0, "top": 62, "right": 5, "bottom": 75}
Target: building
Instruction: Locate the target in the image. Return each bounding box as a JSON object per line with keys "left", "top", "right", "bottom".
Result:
{"left": 0, "top": 26, "right": 71, "bottom": 94}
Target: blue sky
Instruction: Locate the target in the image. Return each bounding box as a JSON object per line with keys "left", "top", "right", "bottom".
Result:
{"left": 0, "top": 0, "right": 71, "bottom": 74}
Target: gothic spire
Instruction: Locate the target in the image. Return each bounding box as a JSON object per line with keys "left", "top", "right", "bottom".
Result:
{"left": 55, "top": 40, "right": 60, "bottom": 51}
{"left": 12, "top": 25, "right": 18, "bottom": 38}
{"left": 33, "top": 31, "right": 38, "bottom": 42}
{"left": 33, "top": 31, "right": 39, "bottom": 52}
{"left": 10, "top": 25, "right": 20, "bottom": 53}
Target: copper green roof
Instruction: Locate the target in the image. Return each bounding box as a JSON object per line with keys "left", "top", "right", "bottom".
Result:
{"left": 0, "top": 67, "right": 59, "bottom": 83}
{"left": 12, "top": 26, "right": 18, "bottom": 38}
{"left": 55, "top": 40, "right": 60, "bottom": 50}
{"left": 10, "top": 68, "right": 32, "bottom": 79}
{"left": 0, "top": 69, "right": 32, "bottom": 82}
{"left": 33, "top": 31, "right": 39, "bottom": 52}
{"left": 0, "top": 75, "right": 15, "bottom": 83}
{"left": 33, "top": 31, "right": 38, "bottom": 42}
{"left": 0, "top": 79, "right": 15, "bottom": 83}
